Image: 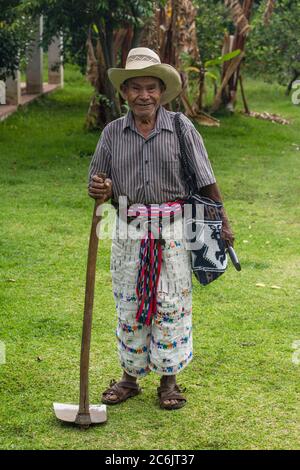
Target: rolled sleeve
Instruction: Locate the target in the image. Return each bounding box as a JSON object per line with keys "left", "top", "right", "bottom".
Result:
{"left": 183, "top": 125, "right": 216, "bottom": 190}
{"left": 88, "top": 130, "right": 112, "bottom": 185}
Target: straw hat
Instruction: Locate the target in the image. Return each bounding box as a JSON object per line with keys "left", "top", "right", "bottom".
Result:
{"left": 108, "top": 48, "right": 182, "bottom": 105}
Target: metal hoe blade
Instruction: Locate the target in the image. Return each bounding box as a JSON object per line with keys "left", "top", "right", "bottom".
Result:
{"left": 53, "top": 403, "right": 107, "bottom": 426}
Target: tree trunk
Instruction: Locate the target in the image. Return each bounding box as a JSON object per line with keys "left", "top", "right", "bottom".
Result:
{"left": 239, "top": 74, "right": 250, "bottom": 113}
{"left": 85, "top": 10, "right": 149, "bottom": 130}
{"left": 286, "top": 68, "right": 300, "bottom": 96}
{"left": 211, "top": 51, "right": 245, "bottom": 113}
{"left": 218, "top": 0, "right": 253, "bottom": 111}
{"left": 85, "top": 27, "right": 121, "bottom": 131}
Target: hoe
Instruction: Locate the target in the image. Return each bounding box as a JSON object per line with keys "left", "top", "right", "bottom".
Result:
{"left": 54, "top": 173, "right": 107, "bottom": 428}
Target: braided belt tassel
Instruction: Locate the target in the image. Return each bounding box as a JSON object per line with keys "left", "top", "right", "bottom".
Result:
{"left": 135, "top": 229, "right": 163, "bottom": 326}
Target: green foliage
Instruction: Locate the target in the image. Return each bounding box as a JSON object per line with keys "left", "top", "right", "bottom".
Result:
{"left": 246, "top": 0, "right": 300, "bottom": 85}
{"left": 194, "top": 0, "right": 233, "bottom": 64}
{"left": 204, "top": 49, "right": 241, "bottom": 67}
{"left": 0, "top": 1, "right": 34, "bottom": 80}
{"left": 27, "top": 0, "right": 156, "bottom": 73}
{"left": 182, "top": 48, "right": 241, "bottom": 106}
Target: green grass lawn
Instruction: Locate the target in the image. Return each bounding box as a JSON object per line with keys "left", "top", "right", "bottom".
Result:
{"left": 0, "top": 65, "right": 299, "bottom": 450}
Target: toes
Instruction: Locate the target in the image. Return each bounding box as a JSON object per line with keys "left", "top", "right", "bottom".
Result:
{"left": 163, "top": 399, "right": 178, "bottom": 406}
{"left": 105, "top": 392, "right": 118, "bottom": 401}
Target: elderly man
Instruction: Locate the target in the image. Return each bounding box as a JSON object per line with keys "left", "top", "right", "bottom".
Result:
{"left": 88, "top": 48, "right": 234, "bottom": 410}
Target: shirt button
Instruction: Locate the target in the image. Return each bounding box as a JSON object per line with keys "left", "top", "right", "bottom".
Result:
{"left": 145, "top": 160, "right": 148, "bottom": 164}
{"left": 146, "top": 181, "right": 149, "bottom": 185}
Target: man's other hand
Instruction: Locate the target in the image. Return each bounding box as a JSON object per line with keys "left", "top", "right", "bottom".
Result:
{"left": 221, "top": 220, "right": 235, "bottom": 247}
{"left": 88, "top": 175, "right": 112, "bottom": 202}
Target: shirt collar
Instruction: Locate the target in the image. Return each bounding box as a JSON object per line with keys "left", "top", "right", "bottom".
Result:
{"left": 122, "top": 106, "right": 174, "bottom": 133}
{"left": 122, "top": 110, "right": 135, "bottom": 132}
{"left": 155, "top": 106, "right": 174, "bottom": 132}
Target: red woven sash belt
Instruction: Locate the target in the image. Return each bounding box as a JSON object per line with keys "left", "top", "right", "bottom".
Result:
{"left": 126, "top": 200, "right": 185, "bottom": 325}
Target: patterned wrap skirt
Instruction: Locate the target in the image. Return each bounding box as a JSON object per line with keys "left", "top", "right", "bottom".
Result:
{"left": 110, "top": 216, "right": 193, "bottom": 377}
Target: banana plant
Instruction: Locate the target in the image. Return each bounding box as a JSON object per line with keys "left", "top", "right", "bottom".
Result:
{"left": 184, "top": 49, "right": 241, "bottom": 108}
{"left": 185, "top": 49, "right": 241, "bottom": 83}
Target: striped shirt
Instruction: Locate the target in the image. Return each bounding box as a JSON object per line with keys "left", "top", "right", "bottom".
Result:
{"left": 88, "top": 105, "right": 216, "bottom": 205}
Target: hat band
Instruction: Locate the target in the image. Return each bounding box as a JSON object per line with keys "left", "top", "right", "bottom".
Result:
{"left": 126, "top": 54, "right": 161, "bottom": 67}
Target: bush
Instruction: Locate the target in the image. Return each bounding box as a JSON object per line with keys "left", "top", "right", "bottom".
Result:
{"left": 246, "top": 0, "right": 300, "bottom": 86}
{"left": 0, "top": 0, "right": 34, "bottom": 80}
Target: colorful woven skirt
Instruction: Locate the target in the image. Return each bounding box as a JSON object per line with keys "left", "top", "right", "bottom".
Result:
{"left": 110, "top": 216, "right": 193, "bottom": 377}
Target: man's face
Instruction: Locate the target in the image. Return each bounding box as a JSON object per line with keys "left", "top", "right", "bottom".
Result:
{"left": 121, "top": 77, "right": 163, "bottom": 119}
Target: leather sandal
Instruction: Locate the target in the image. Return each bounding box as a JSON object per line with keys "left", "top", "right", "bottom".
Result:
{"left": 157, "top": 383, "right": 187, "bottom": 410}
{"left": 101, "top": 379, "right": 141, "bottom": 405}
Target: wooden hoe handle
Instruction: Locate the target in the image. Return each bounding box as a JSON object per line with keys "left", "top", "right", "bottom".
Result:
{"left": 75, "top": 173, "right": 106, "bottom": 426}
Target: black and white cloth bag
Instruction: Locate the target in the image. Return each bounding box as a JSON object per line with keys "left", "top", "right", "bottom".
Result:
{"left": 174, "top": 113, "right": 228, "bottom": 286}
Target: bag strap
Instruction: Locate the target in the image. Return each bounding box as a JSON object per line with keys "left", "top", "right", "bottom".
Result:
{"left": 174, "top": 113, "right": 224, "bottom": 214}
{"left": 174, "top": 112, "right": 198, "bottom": 195}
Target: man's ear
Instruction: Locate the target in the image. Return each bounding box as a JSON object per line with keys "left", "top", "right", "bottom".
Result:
{"left": 120, "top": 83, "right": 128, "bottom": 99}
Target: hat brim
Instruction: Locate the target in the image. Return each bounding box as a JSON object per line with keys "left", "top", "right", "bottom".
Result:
{"left": 107, "top": 64, "right": 182, "bottom": 105}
